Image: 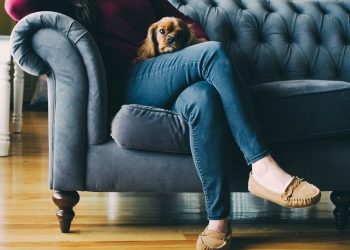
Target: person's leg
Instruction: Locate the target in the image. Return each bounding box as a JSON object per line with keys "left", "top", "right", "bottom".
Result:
{"left": 121, "top": 41, "right": 319, "bottom": 238}
{"left": 123, "top": 41, "right": 293, "bottom": 193}
{"left": 123, "top": 41, "right": 267, "bottom": 162}
{"left": 171, "top": 81, "right": 232, "bottom": 234}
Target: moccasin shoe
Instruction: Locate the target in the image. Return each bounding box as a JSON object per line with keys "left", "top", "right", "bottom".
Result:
{"left": 196, "top": 226, "right": 232, "bottom": 250}
{"left": 248, "top": 171, "right": 321, "bottom": 208}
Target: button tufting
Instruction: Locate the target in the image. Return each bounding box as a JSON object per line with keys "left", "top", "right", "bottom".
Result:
{"left": 169, "top": 0, "right": 350, "bottom": 84}
{"left": 289, "top": 2, "right": 303, "bottom": 14}
{"left": 317, "top": 3, "right": 329, "bottom": 15}
{"left": 257, "top": 32, "right": 266, "bottom": 43}
{"left": 210, "top": 0, "right": 217, "bottom": 7}
{"left": 239, "top": 6, "right": 247, "bottom": 11}
{"left": 285, "top": 34, "right": 294, "bottom": 44}
{"left": 345, "top": 40, "right": 350, "bottom": 47}
{"left": 313, "top": 32, "right": 322, "bottom": 45}
{"left": 237, "top": 1, "right": 247, "bottom": 10}
{"left": 263, "top": 2, "right": 275, "bottom": 13}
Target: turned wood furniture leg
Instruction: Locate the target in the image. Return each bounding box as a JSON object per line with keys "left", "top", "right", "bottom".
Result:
{"left": 330, "top": 191, "right": 350, "bottom": 230}
{"left": 0, "top": 36, "right": 11, "bottom": 157}
{"left": 12, "top": 63, "right": 24, "bottom": 133}
{"left": 52, "top": 191, "right": 80, "bottom": 233}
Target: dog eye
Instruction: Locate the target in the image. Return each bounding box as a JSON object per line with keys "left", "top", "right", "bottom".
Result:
{"left": 159, "top": 29, "right": 165, "bottom": 34}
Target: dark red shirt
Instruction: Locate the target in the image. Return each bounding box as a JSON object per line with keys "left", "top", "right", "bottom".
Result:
{"left": 5, "top": 0, "right": 207, "bottom": 67}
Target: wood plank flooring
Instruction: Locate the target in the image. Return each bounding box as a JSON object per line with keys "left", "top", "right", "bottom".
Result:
{"left": 0, "top": 111, "right": 349, "bottom": 249}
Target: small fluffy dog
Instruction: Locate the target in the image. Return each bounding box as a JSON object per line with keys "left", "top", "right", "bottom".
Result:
{"left": 136, "top": 17, "right": 198, "bottom": 61}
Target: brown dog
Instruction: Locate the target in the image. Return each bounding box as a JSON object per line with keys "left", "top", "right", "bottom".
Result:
{"left": 136, "top": 17, "right": 198, "bottom": 61}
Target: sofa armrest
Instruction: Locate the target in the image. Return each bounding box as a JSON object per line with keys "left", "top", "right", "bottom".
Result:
{"left": 10, "top": 11, "right": 108, "bottom": 190}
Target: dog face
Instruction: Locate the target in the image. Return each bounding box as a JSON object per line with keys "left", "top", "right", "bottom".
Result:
{"left": 136, "top": 17, "right": 197, "bottom": 61}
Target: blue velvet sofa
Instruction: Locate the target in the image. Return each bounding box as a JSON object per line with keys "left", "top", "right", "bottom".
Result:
{"left": 10, "top": 0, "right": 350, "bottom": 233}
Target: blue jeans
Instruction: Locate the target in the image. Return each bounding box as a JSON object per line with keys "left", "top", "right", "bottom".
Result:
{"left": 121, "top": 41, "right": 270, "bottom": 220}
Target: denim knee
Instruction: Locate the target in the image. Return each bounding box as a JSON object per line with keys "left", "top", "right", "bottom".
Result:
{"left": 198, "top": 41, "right": 232, "bottom": 76}
{"left": 202, "top": 41, "right": 225, "bottom": 52}
{"left": 178, "top": 82, "right": 222, "bottom": 124}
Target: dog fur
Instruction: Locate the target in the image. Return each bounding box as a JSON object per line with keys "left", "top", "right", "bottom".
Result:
{"left": 136, "top": 17, "right": 198, "bottom": 61}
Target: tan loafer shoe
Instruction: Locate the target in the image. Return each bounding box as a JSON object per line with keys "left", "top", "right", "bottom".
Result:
{"left": 248, "top": 171, "right": 321, "bottom": 208}
{"left": 196, "top": 226, "right": 232, "bottom": 250}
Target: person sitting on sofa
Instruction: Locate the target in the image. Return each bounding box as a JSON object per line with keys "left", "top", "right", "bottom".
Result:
{"left": 5, "top": 0, "right": 321, "bottom": 249}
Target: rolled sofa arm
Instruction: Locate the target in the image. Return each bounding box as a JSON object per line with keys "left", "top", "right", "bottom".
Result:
{"left": 10, "top": 11, "right": 108, "bottom": 190}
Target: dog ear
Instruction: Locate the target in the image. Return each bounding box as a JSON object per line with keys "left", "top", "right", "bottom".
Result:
{"left": 186, "top": 23, "right": 198, "bottom": 45}
{"left": 137, "top": 23, "right": 158, "bottom": 61}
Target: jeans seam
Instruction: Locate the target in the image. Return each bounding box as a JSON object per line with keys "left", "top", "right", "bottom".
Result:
{"left": 192, "top": 125, "right": 212, "bottom": 213}
{"left": 178, "top": 95, "right": 213, "bottom": 216}
{"left": 202, "top": 62, "right": 211, "bottom": 84}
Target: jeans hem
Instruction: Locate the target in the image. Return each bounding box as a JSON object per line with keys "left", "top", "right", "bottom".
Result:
{"left": 246, "top": 149, "right": 270, "bottom": 165}
{"left": 207, "top": 214, "right": 231, "bottom": 220}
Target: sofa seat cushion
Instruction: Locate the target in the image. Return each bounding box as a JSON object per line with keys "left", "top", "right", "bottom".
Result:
{"left": 111, "top": 104, "right": 190, "bottom": 153}
{"left": 251, "top": 80, "right": 350, "bottom": 142}
{"left": 111, "top": 80, "right": 350, "bottom": 153}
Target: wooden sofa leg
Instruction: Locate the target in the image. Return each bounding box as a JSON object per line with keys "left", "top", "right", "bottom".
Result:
{"left": 52, "top": 191, "right": 80, "bottom": 233}
{"left": 330, "top": 191, "right": 350, "bottom": 230}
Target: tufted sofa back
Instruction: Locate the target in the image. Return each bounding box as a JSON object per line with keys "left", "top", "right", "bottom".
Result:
{"left": 169, "top": 0, "right": 350, "bottom": 86}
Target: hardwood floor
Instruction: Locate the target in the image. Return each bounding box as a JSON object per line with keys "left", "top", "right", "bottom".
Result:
{"left": 0, "top": 111, "right": 349, "bottom": 249}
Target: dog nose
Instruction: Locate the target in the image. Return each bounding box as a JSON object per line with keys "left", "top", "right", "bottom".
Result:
{"left": 167, "top": 36, "right": 175, "bottom": 44}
